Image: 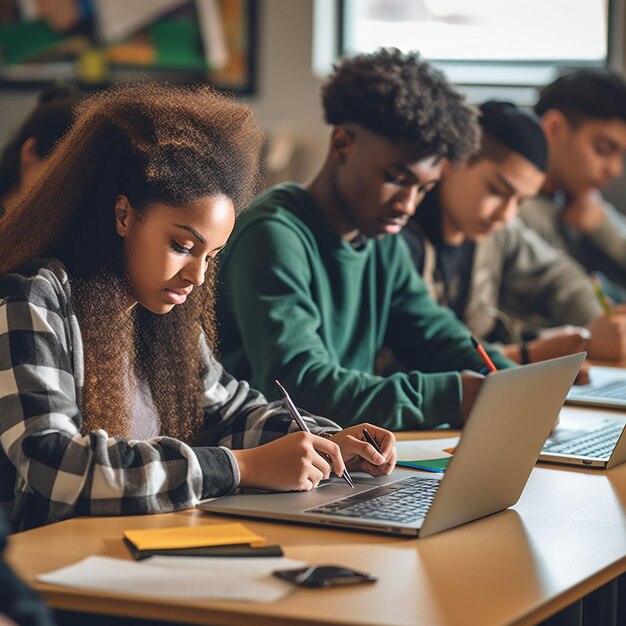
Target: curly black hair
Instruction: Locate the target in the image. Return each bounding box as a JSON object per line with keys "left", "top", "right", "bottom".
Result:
{"left": 535, "top": 69, "right": 626, "bottom": 126}
{"left": 321, "top": 48, "right": 479, "bottom": 163}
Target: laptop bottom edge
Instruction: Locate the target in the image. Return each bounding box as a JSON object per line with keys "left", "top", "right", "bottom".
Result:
{"left": 197, "top": 505, "right": 422, "bottom": 537}
{"left": 538, "top": 453, "right": 608, "bottom": 468}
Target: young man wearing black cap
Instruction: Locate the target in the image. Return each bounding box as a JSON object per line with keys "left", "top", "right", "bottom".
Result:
{"left": 519, "top": 70, "right": 626, "bottom": 307}
{"left": 402, "top": 100, "right": 623, "bottom": 365}
{"left": 216, "top": 49, "right": 516, "bottom": 432}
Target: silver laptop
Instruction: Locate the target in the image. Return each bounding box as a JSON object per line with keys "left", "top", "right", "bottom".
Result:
{"left": 198, "top": 353, "right": 584, "bottom": 537}
{"left": 539, "top": 417, "right": 626, "bottom": 469}
{"left": 566, "top": 365, "right": 626, "bottom": 410}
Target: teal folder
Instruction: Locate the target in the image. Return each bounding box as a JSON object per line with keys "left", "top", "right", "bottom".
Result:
{"left": 396, "top": 457, "right": 451, "bottom": 473}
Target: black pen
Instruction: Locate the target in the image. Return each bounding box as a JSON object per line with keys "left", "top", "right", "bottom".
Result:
{"left": 362, "top": 428, "right": 383, "bottom": 456}
{"left": 275, "top": 380, "right": 354, "bottom": 488}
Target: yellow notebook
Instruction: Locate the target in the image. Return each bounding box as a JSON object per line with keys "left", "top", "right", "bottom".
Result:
{"left": 123, "top": 522, "right": 266, "bottom": 551}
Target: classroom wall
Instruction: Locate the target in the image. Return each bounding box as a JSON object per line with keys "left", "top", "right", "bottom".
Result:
{"left": 0, "top": 0, "right": 328, "bottom": 184}
{"left": 245, "top": 0, "right": 328, "bottom": 183}
{"left": 0, "top": 0, "right": 625, "bottom": 206}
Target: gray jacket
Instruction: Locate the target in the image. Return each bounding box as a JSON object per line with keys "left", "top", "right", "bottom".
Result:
{"left": 520, "top": 193, "right": 626, "bottom": 289}
{"left": 404, "top": 216, "right": 602, "bottom": 341}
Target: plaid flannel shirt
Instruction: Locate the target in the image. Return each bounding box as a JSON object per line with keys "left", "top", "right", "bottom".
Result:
{"left": 0, "top": 259, "right": 340, "bottom": 530}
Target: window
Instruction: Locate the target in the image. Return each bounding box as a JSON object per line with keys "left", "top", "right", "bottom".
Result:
{"left": 338, "top": 0, "right": 621, "bottom": 89}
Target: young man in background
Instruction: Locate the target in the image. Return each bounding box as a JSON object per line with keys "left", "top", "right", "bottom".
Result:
{"left": 403, "top": 100, "right": 626, "bottom": 364}
{"left": 520, "top": 70, "right": 626, "bottom": 306}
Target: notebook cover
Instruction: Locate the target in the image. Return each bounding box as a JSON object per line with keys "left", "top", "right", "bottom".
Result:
{"left": 123, "top": 522, "right": 265, "bottom": 550}
{"left": 123, "top": 538, "right": 284, "bottom": 561}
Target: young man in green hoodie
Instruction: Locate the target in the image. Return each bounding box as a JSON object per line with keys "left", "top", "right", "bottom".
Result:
{"left": 216, "top": 48, "right": 514, "bottom": 432}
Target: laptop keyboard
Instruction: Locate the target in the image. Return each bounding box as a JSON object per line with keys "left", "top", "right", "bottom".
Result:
{"left": 578, "top": 381, "right": 626, "bottom": 400}
{"left": 542, "top": 421, "right": 624, "bottom": 459}
{"left": 306, "top": 476, "right": 440, "bottom": 524}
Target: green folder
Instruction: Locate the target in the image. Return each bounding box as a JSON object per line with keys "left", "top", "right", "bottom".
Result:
{"left": 396, "top": 457, "right": 451, "bottom": 473}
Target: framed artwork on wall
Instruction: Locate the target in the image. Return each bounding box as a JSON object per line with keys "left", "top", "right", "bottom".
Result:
{"left": 0, "top": 0, "right": 257, "bottom": 94}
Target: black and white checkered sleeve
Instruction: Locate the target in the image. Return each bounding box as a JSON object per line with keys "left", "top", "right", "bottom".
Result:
{"left": 0, "top": 264, "right": 235, "bottom": 529}
{"left": 194, "top": 337, "right": 342, "bottom": 451}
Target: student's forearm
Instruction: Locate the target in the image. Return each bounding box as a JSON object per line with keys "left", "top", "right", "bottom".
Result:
{"left": 386, "top": 310, "right": 514, "bottom": 374}
{"left": 255, "top": 358, "right": 464, "bottom": 431}
{"left": 5, "top": 414, "right": 215, "bottom": 526}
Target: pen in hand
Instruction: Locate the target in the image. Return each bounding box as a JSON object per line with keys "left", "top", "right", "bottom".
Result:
{"left": 470, "top": 336, "right": 498, "bottom": 373}
{"left": 362, "top": 428, "right": 383, "bottom": 456}
{"left": 274, "top": 380, "right": 354, "bottom": 488}
{"left": 591, "top": 276, "right": 613, "bottom": 318}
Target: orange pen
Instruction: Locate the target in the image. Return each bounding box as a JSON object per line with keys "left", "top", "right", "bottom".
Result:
{"left": 470, "top": 336, "right": 498, "bottom": 373}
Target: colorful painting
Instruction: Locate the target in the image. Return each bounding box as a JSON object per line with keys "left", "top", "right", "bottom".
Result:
{"left": 0, "top": 0, "right": 256, "bottom": 93}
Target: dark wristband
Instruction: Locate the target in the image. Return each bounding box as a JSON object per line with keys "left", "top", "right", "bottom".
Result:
{"left": 519, "top": 341, "right": 531, "bottom": 365}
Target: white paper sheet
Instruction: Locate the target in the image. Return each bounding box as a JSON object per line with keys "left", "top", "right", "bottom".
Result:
{"left": 395, "top": 437, "right": 459, "bottom": 461}
{"left": 38, "top": 555, "right": 306, "bottom": 603}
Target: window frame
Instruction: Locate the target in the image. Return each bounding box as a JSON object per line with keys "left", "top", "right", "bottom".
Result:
{"left": 331, "top": 0, "right": 624, "bottom": 93}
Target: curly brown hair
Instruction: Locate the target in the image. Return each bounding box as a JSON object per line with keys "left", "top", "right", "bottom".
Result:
{"left": 0, "top": 82, "right": 264, "bottom": 443}
{"left": 321, "top": 48, "right": 480, "bottom": 163}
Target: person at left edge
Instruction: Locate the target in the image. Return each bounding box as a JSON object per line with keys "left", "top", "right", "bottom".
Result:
{"left": 0, "top": 517, "right": 55, "bottom": 626}
{"left": 0, "top": 83, "right": 396, "bottom": 532}
{"left": 0, "top": 84, "right": 81, "bottom": 217}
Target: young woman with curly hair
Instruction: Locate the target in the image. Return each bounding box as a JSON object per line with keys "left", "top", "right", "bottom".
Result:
{"left": 0, "top": 83, "right": 396, "bottom": 531}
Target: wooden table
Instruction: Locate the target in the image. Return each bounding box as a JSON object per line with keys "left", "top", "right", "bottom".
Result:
{"left": 6, "top": 406, "right": 626, "bottom": 626}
